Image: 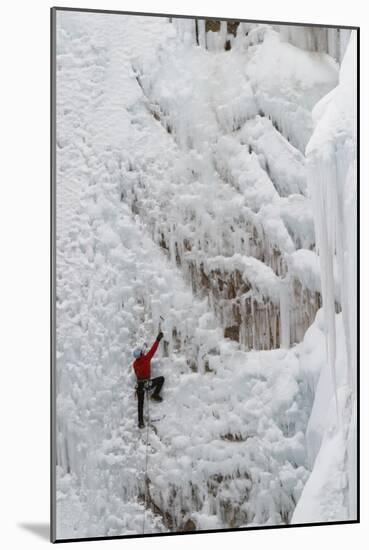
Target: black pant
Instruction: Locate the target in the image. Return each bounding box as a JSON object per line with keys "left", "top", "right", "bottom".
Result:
{"left": 137, "top": 376, "right": 164, "bottom": 424}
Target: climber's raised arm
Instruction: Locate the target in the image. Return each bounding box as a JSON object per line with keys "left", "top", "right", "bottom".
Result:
{"left": 145, "top": 332, "right": 163, "bottom": 361}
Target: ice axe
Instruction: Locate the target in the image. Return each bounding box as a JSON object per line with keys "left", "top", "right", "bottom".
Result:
{"left": 158, "top": 315, "right": 165, "bottom": 332}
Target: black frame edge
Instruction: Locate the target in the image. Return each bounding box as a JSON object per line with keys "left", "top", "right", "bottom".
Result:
{"left": 356, "top": 25, "right": 360, "bottom": 525}
{"left": 50, "top": 6, "right": 57, "bottom": 544}
{"left": 51, "top": 5, "right": 359, "bottom": 31}
{"left": 53, "top": 519, "right": 360, "bottom": 544}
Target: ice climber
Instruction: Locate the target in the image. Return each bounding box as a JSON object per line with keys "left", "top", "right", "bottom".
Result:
{"left": 132, "top": 331, "right": 164, "bottom": 429}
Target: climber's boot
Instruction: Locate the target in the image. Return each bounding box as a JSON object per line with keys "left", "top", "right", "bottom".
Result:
{"left": 150, "top": 394, "right": 163, "bottom": 402}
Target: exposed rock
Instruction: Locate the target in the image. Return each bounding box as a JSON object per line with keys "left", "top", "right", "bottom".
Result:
{"left": 224, "top": 325, "right": 240, "bottom": 342}
{"left": 205, "top": 19, "right": 221, "bottom": 33}
{"left": 183, "top": 518, "right": 196, "bottom": 531}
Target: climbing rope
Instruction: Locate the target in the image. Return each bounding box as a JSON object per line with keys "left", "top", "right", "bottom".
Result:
{"left": 141, "top": 321, "right": 164, "bottom": 533}
{"left": 142, "top": 387, "right": 150, "bottom": 534}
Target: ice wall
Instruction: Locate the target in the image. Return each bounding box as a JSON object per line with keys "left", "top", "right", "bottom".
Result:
{"left": 292, "top": 31, "right": 357, "bottom": 523}
{"left": 55, "top": 13, "right": 355, "bottom": 536}
{"left": 126, "top": 23, "right": 338, "bottom": 351}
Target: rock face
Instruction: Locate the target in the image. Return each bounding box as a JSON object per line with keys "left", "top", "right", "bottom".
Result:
{"left": 205, "top": 19, "right": 221, "bottom": 33}
{"left": 183, "top": 518, "right": 197, "bottom": 531}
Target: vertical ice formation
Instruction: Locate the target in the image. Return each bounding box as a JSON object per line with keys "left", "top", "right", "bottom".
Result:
{"left": 292, "top": 32, "right": 357, "bottom": 523}
{"left": 275, "top": 25, "right": 352, "bottom": 63}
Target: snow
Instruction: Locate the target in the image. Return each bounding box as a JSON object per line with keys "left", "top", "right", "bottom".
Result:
{"left": 287, "top": 249, "right": 322, "bottom": 294}
{"left": 292, "top": 428, "right": 348, "bottom": 523}
{"left": 243, "top": 26, "right": 339, "bottom": 152}
{"left": 242, "top": 116, "right": 307, "bottom": 196}
{"left": 205, "top": 253, "right": 280, "bottom": 302}
{"left": 54, "top": 10, "right": 357, "bottom": 539}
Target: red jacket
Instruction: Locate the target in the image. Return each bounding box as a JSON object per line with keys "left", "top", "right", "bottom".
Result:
{"left": 133, "top": 339, "right": 160, "bottom": 380}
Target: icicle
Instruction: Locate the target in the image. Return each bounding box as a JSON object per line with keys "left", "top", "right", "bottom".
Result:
{"left": 220, "top": 21, "right": 227, "bottom": 50}
{"left": 198, "top": 19, "right": 206, "bottom": 49}
{"left": 279, "top": 278, "right": 290, "bottom": 348}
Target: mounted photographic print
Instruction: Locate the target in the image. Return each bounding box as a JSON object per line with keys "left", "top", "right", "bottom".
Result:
{"left": 51, "top": 7, "right": 359, "bottom": 543}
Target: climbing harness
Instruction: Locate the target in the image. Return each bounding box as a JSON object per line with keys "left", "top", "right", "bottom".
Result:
{"left": 135, "top": 379, "right": 152, "bottom": 397}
